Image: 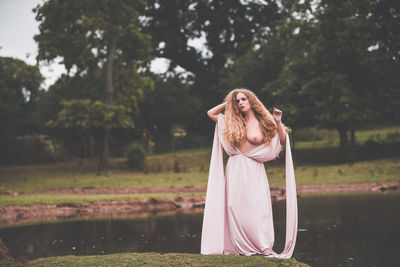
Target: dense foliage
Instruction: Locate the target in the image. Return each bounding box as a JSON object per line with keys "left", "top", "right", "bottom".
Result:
{"left": 1, "top": 0, "right": 399, "bottom": 166}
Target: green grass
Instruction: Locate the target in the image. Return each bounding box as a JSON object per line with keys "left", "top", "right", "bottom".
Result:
{"left": 0, "top": 125, "right": 399, "bottom": 207}
{"left": 266, "top": 157, "right": 400, "bottom": 185}
{"left": 1, "top": 157, "right": 398, "bottom": 206}
{"left": 13, "top": 252, "right": 308, "bottom": 267}
{"left": 0, "top": 167, "right": 208, "bottom": 193}
{"left": 0, "top": 192, "right": 205, "bottom": 207}
{"left": 1, "top": 157, "right": 399, "bottom": 195}
{"left": 294, "top": 125, "right": 400, "bottom": 149}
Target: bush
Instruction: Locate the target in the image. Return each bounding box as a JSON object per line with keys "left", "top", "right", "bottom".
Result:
{"left": 386, "top": 130, "right": 400, "bottom": 143}
{"left": 0, "top": 135, "right": 67, "bottom": 166}
{"left": 294, "top": 127, "right": 336, "bottom": 142}
{"left": 125, "top": 143, "right": 146, "bottom": 171}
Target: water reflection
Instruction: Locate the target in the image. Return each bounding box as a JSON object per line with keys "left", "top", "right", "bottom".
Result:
{"left": 289, "top": 192, "right": 400, "bottom": 267}
{"left": 0, "top": 192, "right": 399, "bottom": 267}
{"left": 0, "top": 212, "right": 203, "bottom": 260}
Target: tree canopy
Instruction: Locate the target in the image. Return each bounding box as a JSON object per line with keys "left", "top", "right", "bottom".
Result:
{"left": 1, "top": 0, "right": 397, "bottom": 166}
{"left": 34, "top": 0, "right": 153, "bottom": 170}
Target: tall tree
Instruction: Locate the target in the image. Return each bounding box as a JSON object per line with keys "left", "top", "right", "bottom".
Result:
{"left": 304, "top": 0, "right": 381, "bottom": 149}
{"left": 0, "top": 57, "right": 43, "bottom": 163}
{"left": 136, "top": 73, "right": 201, "bottom": 152}
{"left": 372, "top": 0, "right": 400, "bottom": 62}
{"left": 34, "top": 0, "right": 152, "bottom": 170}
{"left": 370, "top": 0, "right": 400, "bottom": 123}
{"left": 0, "top": 57, "right": 43, "bottom": 138}
{"left": 144, "top": 0, "right": 282, "bottom": 133}
{"left": 266, "top": 0, "right": 382, "bottom": 152}
{"left": 218, "top": 0, "right": 316, "bottom": 135}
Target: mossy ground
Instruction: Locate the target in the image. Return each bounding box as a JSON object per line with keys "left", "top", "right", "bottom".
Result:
{"left": 1, "top": 252, "right": 309, "bottom": 267}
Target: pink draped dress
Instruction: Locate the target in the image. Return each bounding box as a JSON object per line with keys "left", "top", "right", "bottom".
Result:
{"left": 201, "top": 113, "right": 298, "bottom": 258}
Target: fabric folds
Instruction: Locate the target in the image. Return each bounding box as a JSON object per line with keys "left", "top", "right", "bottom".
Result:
{"left": 201, "top": 113, "right": 298, "bottom": 258}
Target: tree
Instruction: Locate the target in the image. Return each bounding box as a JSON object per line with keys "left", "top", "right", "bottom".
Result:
{"left": 0, "top": 57, "right": 43, "bottom": 164}
{"left": 34, "top": 0, "right": 153, "bottom": 170}
{"left": 143, "top": 0, "right": 282, "bottom": 133}
{"left": 372, "top": 0, "right": 400, "bottom": 63}
{"left": 265, "top": 0, "right": 382, "bottom": 152}
{"left": 136, "top": 73, "right": 201, "bottom": 153}
{"left": 370, "top": 0, "right": 400, "bottom": 123}
{"left": 304, "top": 0, "right": 381, "bottom": 150}
{"left": 218, "top": 0, "right": 317, "bottom": 143}
{"left": 0, "top": 57, "right": 43, "bottom": 139}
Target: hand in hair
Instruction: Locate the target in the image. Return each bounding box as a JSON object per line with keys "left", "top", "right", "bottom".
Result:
{"left": 207, "top": 102, "right": 226, "bottom": 122}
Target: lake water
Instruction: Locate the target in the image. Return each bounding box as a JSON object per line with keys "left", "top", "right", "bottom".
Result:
{"left": 1, "top": 191, "right": 399, "bottom": 267}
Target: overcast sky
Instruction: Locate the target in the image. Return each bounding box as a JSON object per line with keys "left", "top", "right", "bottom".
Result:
{"left": 0, "top": 0, "right": 171, "bottom": 89}
{"left": 0, "top": 0, "right": 65, "bottom": 88}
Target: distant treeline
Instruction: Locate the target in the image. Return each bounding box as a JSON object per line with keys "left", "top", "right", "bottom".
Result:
{"left": 1, "top": 0, "right": 399, "bottom": 167}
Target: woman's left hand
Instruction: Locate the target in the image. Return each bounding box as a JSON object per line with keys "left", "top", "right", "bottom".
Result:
{"left": 273, "top": 107, "right": 282, "bottom": 123}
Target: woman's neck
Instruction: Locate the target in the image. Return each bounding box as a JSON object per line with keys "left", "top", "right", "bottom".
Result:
{"left": 244, "top": 109, "right": 256, "bottom": 123}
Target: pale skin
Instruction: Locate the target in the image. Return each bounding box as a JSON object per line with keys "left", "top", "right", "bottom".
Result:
{"left": 207, "top": 92, "right": 287, "bottom": 153}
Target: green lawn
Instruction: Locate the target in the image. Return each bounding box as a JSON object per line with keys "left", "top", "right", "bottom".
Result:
{"left": 1, "top": 252, "right": 309, "bottom": 267}
{"left": 0, "top": 157, "right": 399, "bottom": 195}
{"left": 0, "top": 125, "right": 399, "bottom": 206}
{"left": 293, "top": 125, "right": 400, "bottom": 149}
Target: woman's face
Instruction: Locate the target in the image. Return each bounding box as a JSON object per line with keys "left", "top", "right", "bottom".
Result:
{"left": 236, "top": 92, "right": 251, "bottom": 113}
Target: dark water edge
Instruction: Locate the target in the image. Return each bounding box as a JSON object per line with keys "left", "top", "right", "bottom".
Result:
{"left": 0, "top": 191, "right": 399, "bottom": 267}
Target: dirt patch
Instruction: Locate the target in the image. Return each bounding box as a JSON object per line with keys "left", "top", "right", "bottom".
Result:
{"left": 32, "top": 185, "right": 208, "bottom": 195}
{"left": 0, "top": 181, "right": 398, "bottom": 228}
{"left": 11, "top": 180, "right": 398, "bottom": 196}
{"left": 0, "top": 196, "right": 206, "bottom": 228}
{"left": 291, "top": 180, "right": 400, "bottom": 193}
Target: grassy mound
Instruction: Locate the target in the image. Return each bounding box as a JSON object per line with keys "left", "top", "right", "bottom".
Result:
{"left": 25, "top": 252, "right": 309, "bottom": 267}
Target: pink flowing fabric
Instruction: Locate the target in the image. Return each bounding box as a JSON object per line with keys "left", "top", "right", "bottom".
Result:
{"left": 201, "top": 114, "right": 298, "bottom": 258}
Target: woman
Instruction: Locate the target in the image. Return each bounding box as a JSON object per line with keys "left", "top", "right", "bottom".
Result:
{"left": 201, "top": 88, "right": 298, "bottom": 258}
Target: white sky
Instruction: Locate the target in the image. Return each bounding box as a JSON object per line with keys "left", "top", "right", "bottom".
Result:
{"left": 0, "top": 0, "right": 177, "bottom": 89}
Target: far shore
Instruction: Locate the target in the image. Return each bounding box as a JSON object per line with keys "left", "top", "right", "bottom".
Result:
{"left": 1, "top": 180, "right": 398, "bottom": 228}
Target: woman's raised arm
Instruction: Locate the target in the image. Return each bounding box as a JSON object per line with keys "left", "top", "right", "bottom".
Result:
{"left": 207, "top": 102, "right": 226, "bottom": 122}
{"left": 273, "top": 107, "right": 287, "bottom": 144}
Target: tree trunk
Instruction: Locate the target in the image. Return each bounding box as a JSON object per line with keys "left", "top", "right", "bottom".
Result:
{"left": 337, "top": 125, "right": 355, "bottom": 162}
{"left": 350, "top": 128, "right": 356, "bottom": 147}
{"left": 98, "top": 129, "right": 110, "bottom": 170}
{"left": 98, "top": 36, "right": 117, "bottom": 171}
{"left": 90, "top": 135, "right": 94, "bottom": 159}
{"left": 338, "top": 126, "right": 349, "bottom": 151}
{"left": 84, "top": 140, "right": 88, "bottom": 159}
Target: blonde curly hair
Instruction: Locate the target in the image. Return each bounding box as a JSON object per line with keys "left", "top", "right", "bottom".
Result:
{"left": 223, "top": 88, "right": 278, "bottom": 148}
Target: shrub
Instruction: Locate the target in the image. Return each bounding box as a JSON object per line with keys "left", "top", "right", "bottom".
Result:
{"left": 0, "top": 135, "right": 67, "bottom": 166}
{"left": 386, "top": 130, "right": 400, "bottom": 143}
{"left": 294, "top": 127, "right": 335, "bottom": 142}
{"left": 125, "top": 143, "right": 146, "bottom": 171}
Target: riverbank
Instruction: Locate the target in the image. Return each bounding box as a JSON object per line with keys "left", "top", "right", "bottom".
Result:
{"left": 0, "top": 155, "right": 399, "bottom": 227}
{"left": 0, "top": 180, "right": 398, "bottom": 228}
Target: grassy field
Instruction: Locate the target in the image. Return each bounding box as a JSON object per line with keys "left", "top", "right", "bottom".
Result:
{"left": 1, "top": 252, "right": 309, "bottom": 267}
{"left": 0, "top": 157, "right": 398, "bottom": 193}
{"left": 0, "top": 157, "right": 398, "bottom": 207}
{"left": 0, "top": 125, "right": 399, "bottom": 206}
{"left": 293, "top": 125, "right": 400, "bottom": 149}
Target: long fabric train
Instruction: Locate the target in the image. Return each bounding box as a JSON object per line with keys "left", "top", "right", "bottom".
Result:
{"left": 201, "top": 114, "right": 298, "bottom": 258}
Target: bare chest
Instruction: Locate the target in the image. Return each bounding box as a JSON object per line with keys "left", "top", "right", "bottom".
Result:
{"left": 237, "top": 121, "right": 264, "bottom": 153}
{"left": 246, "top": 122, "right": 264, "bottom": 145}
